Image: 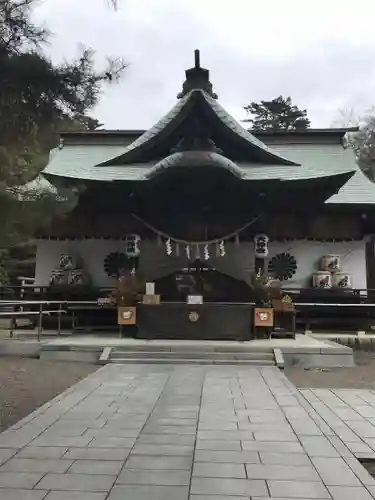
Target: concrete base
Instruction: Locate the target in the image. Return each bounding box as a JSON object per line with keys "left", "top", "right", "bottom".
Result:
{"left": 0, "top": 333, "right": 354, "bottom": 367}
{"left": 39, "top": 344, "right": 103, "bottom": 363}
{"left": 41, "top": 334, "right": 354, "bottom": 368}
{"left": 0, "top": 340, "right": 41, "bottom": 358}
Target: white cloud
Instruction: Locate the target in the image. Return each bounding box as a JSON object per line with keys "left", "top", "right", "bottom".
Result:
{"left": 32, "top": 0, "right": 375, "bottom": 128}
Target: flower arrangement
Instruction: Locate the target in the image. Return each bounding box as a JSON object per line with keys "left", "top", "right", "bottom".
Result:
{"left": 109, "top": 271, "right": 145, "bottom": 307}
{"left": 249, "top": 270, "right": 272, "bottom": 306}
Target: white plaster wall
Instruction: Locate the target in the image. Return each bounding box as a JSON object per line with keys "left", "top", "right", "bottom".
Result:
{"left": 209, "top": 243, "right": 255, "bottom": 283}
{"left": 35, "top": 239, "right": 128, "bottom": 287}
{"left": 140, "top": 241, "right": 256, "bottom": 283}
{"left": 34, "top": 239, "right": 367, "bottom": 289}
{"left": 34, "top": 240, "right": 256, "bottom": 287}
{"left": 268, "top": 240, "right": 367, "bottom": 289}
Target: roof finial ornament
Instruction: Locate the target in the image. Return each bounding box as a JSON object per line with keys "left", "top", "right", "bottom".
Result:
{"left": 177, "top": 49, "right": 218, "bottom": 99}
{"left": 194, "top": 49, "right": 200, "bottom": 69}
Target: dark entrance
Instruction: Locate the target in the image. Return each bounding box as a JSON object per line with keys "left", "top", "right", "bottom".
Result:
{"left": 154, "top": 260, "right": 252, "bottom": 302}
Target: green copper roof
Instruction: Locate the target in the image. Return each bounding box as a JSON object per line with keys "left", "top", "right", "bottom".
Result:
{"left": 145, "top": 151, "right": 247, "bottom": 179}
{"left": 41, "top": 136, "right": 375, "bottom": 204}
{"left": 97, "top": 92, "right": 193, "bottom": 165}
{"left": 96, "top": 90, "right": 297, "bottom": 167}
{"left": 326, "top": 167, "right": 375, "bottom": 204}
{"left": 42, "top": 142, "right": 353, "bottom": 181}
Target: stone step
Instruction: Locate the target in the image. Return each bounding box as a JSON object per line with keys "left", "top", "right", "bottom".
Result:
{"left": 110, "top": 357, "right": 275, "bottom": 366}
{"left": 110, "top": 350, "right": 274, "bottom": 361}
{"left": 105, "top": 344, "right": 275, "bottom": 353}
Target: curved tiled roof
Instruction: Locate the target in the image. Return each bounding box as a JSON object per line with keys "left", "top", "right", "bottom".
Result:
{"left": 97, "top": 89, "right": 298, "bottom": 167}
{"left": 201, "top": 92, "right": 297, "bottom": 166}
{"left": 42, "top": 141, "right": 356, "bottom": 183}
{"left": 97, "top": 92, "right": 193, "bottom": 166}
{"left": 145, "top": 151, "right": 247, "bottom": 180}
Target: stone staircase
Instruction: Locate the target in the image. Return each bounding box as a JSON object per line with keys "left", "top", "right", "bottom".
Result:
{"left": 107, "top": 345, "right": 276, "bottom": 366}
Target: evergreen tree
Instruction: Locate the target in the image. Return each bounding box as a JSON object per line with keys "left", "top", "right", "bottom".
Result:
{"left": 244, "top": 95, "right": 311, "bottom": 131}
{"left": 0, "top": 0, "right": 126, "bottom": 282}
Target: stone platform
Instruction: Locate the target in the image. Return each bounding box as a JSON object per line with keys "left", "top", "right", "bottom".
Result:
{"left": 36, "top": 334, "right": 354, "bottom": 368}
{"left": 0, "top": 364, "right": 375, "bottom": 499}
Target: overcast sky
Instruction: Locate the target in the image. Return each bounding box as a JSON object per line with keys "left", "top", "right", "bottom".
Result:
{"left": 33, "top": 0, "right": 375, "bottom": 130}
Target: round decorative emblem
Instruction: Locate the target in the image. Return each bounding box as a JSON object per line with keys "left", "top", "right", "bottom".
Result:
{"left": 189, "top": 311, "right": 199, "bottom": 322}
{"left": 257, "top": 311, "right": 270, "bottom": 322}
{"left": 104, "top": 252, "right": 131, "bottom": 277}
{"left": 268, "top": 252, "right": 297, "bottom": 281}
{"left": 121, "top": 309, "right": 133, "bottom": 320}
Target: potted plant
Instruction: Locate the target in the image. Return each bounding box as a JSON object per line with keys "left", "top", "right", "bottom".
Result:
{"left": 249, "top": 270, "right": 274, "bottom": 337}
{"left": 109, "top": 271, "right": 145, "bottom": 328}
{"left": 249, "top": 270, "right": 272, "bottom": 306}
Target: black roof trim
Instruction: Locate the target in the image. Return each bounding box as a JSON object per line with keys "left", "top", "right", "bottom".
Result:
{"left": 252, "top": 128, "right": 358, "bottom": 137}
{"left": 60, "top": 129, "right": 145, "bottom": 137}
{"left": 59, "top": 127, "right": 358, "bottom": 139}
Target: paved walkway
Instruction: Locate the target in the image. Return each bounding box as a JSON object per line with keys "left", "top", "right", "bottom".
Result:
{"left": 0, "top": 365, "right": 375, "bottom": 499}
{"left": 301, "top": 388, "right": 375, "bottom": 460}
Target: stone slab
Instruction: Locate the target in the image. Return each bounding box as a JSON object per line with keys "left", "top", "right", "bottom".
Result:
{"left": 0, "top": 364, "right": 373, "bottom": 499}
{"left": 193, "top": 462, "right": 246, "bottom": 478}
{"left": 0, "top": 491, "right": 48, "bottom": 500}
{"left": 106, "top": 484, "right": 189, "bottom": 500}
{"left": 35, "top": 473, "right": 116, "bottom": 492}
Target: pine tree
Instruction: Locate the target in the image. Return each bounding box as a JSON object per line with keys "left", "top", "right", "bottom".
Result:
{"left": 0, "top": 0, "right": 126, "bottom": 282}
{"left": 244, "top": 95, "right": 311, "bottom": 131}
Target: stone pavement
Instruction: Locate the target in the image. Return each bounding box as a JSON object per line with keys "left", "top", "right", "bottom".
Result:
{"left": 300, "top": 388, "right": 375, "bottom": 460}
{"left": 0, "top": 365, "right": 375, "bottom": 499}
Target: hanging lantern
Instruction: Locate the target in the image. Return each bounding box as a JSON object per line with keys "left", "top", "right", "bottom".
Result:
{"left": 204, "top": 244, "right": 209, "bottom": 261}
{"left": 165, "top": 239, "right": 172, "bottom": 256}
{"left": 254, "top": 234, "right": 269, "bottom": 259}
{"left": 124, "top": 234, "right": 141, "bottom": 257}
{"left": 219, "top": 241, "right": 226, "bottom": 257}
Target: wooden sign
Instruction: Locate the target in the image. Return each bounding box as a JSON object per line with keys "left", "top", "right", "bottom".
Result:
{"left": 187, "top": 295, "right": 203, "bottom": 305}
{"left": 117, "top": 306, "right": 136, "bottom": 325}
{"left": 254, "top": 308, "right": 274, "bottom": 327}
{"left": 142, "top": 294, "right": 160, "bottom": 305}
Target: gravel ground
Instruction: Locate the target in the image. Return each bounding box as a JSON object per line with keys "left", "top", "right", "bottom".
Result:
{"left": 286, "top": 350, "right": 375, "bottom": 389}
{"left": 0, "top": 359, "right": 97, "bottom": 432}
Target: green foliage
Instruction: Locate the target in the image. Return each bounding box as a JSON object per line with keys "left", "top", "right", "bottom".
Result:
{"left": 248, "top": 270, "right": 271, "bottom": 306}
{"left": 0, "top": 0, "right": 126, "bottom": 282}
{"left": 244, "top": 95, "right": 311, "bottom": 131}
{"left": 110, "top": 273, "right": 145, "bottom": 306}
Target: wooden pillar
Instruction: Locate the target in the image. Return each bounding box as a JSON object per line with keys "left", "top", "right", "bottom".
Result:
{"left": 254, "top": 214, "right": 267, "bottom": 276}
{"left": 366, "top": 235, "right": 375, "bottom": 295}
